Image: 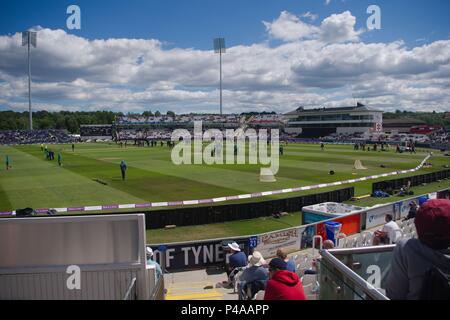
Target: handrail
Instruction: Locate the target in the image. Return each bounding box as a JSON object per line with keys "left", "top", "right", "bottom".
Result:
{"left": 320, "top": 249, "right": 390, "bottom": 300}
{"left": 123, "top": 277, "right": 137, "bottom": 300}
{"left": 312, "top": 235, "right": 323, "bottom": 258}
{"left": 150, "top": 275, "right": 165, "bottom": 300}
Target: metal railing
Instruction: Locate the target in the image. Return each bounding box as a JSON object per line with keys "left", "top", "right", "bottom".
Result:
{"left": 123, "top": 277, "right": 137, "bottom": 300}
{"left": 319, "top": 245, "right": 395, "bottom": 300}
{"left": 150, "top": 276, "right": 165, "bottom": 300}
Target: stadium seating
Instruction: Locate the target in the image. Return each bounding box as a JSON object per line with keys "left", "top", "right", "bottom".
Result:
{"left": 0, "top": 129, "right": 76, "bottom": 145}
{"left": 301, "top": 274, "right": 319, "bottom": 300}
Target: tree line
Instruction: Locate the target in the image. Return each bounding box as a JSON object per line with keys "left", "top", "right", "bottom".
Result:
{"left": 0, "top": 110, "right": 448, "bottom": 134}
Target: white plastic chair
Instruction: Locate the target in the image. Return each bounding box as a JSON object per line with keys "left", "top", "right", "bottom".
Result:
{"left": 361, "top": 232, "right": 373, "bottom": 247}
{"left": 301, "top": 274, "right": 319, "bottom": 300}
{"left": 355, "top": 234, "right": 365, "bottom": 247}
{"left": 254, "top": 290, "right": 265, "bottom": 300}
{"left": 297, "top": 254, "right": 314, "bottom": 275}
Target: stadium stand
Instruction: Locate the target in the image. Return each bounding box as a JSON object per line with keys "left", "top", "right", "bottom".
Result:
{"left": 0, "top": 129, "right": 77, "bottom": 145}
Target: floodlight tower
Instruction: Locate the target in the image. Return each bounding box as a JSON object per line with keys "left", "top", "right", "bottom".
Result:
{"left": 22, "top": 30, "right": 37, "bottom": 130}
{"left": 213, "top": 38, "right": 226, "bottom": 115}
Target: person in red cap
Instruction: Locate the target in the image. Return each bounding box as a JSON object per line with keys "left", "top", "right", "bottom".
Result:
{"left": 386, "top": 199, "right": 450, "bottom": 300}
{"left": 264, "top": 258, "right": 307, "bottom": 300}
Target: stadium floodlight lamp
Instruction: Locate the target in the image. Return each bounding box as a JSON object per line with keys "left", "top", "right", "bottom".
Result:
{"left": 22, "top": 30, "right": 37, "bottom": 131}
{"left": 213, "top": 37, "right": 226, "bottom": 115}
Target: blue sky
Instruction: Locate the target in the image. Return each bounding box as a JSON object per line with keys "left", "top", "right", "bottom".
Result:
{"left": 1, "top": 0, "right": 449, "bottom": 48}
{"left": 0, "top": 0, "right": 449, "bottom": 113}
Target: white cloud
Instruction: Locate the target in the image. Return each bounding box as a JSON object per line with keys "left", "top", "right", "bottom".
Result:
{"left": 319, "top": 11, "right": 363, "bottom": 43}
{"left": 301, "top": 12, "right": 319, "bottom": 21}
{"left": 263, "top": 11, "right": 363, "bottom": 44}
{"left": 263, "top": 11, "right": 320, "bottom": 42}
{"left": 0, "top": 10, "right": 449, "bottom": 114}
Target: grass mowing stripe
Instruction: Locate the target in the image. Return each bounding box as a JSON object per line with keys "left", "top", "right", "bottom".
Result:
{"left": 0, "top": 177, "right": 12, "bottom": 210}
{"left": 0, "top": 146, "right": 145, "bottom": 210}
{"left": 19, "top": 146, "right": 243, "bottom": 203}
{"left": 5, "top": 143, "right": 448, "bottom": 213}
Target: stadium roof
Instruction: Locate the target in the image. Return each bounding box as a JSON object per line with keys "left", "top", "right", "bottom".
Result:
{"left": 284, "top": 103, "right": 382, "bottom": 115}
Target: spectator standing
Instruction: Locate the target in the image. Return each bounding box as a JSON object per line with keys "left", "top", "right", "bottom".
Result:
{"left": 264, "top": 258, "right": 306, "bottom": 300}
{"left": 386, "top": 199, "right": 450, "bottom": 300}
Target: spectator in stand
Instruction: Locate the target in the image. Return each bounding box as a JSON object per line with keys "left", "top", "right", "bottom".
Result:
{"left": 0, "top": 129, "right": 75, "bottom": 145}
{"left": 276, "top": 248, "right": 296, "bottom": 273}
{"left": 386, "top": 199, "right": 450, "bottom": 300}
{"left": 403, "top": 201, "right": 418, "bottom": 221}
{"left": 226, "top": 242, "right": 247, "bottom": 276}
{"left": 238, "top": 251, "right": 269, "bottom": 299}
{"left": 373, "top": 214, "right": 402, "bottom": 245}
{"left": 323, "top": 239, "right": 335, "bottom": 249}
{"left": 240, "top": 251, "right": 268, "bottom": 283}
{"left": 264, "top": 258, "right": 306, "bottom": 300}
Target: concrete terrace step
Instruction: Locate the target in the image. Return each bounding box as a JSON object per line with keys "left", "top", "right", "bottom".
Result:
{"left": 164, "top": 270, "right": 239, "bottom": 300}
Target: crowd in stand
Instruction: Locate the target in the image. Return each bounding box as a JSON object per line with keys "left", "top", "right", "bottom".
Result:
{"left": 116, "top": 114, "right": 241, "bottom": 125}
{"left": 221, "top": 242, "right": 307, "bottom": 300}
{"left": 115, "top": 128, "right": 173, "bottom": 141}
{"left": 0, "top": 129, "right": 77, "bottom": 145}
{"left": 80, "top": 126, "right": 112, "bottom": 137}
{"left": 247, "top": 114, "right": 286, "bottom": 128}
{"left": 220, "top": 196, "right": 450, "bottom": 300}
{"left": 429, "top": 128, "right": 449, "bottom": 143}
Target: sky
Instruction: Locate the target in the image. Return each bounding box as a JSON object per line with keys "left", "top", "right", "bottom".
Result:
{"left": 0, "top": 0, "right": 449, "bottom": 114}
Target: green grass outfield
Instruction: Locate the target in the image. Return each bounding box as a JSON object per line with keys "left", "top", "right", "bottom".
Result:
{"left": 0, "top": 142, "right": 448, "bottom": 213}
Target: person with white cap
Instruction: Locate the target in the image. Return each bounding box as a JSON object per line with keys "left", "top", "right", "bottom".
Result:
{"left": 237, "top": 251, "right": 269, "bottom": 299}
{"left": 146, "top": 247, "right": 162, "bottom": 282}
{"left": 240, "top": 251, "right": 269, "bottom": 283}
{"left": 226, "top": 242, "right": 247, "bottom": 276}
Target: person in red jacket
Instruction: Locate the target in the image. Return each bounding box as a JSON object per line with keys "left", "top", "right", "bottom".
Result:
{"left": 264, "top": 258, "right": 307, "bottom": 300}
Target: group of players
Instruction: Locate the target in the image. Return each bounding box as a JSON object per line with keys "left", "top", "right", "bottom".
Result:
{"left": 40, "top": 144, "right": 65, "bottom": 166}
